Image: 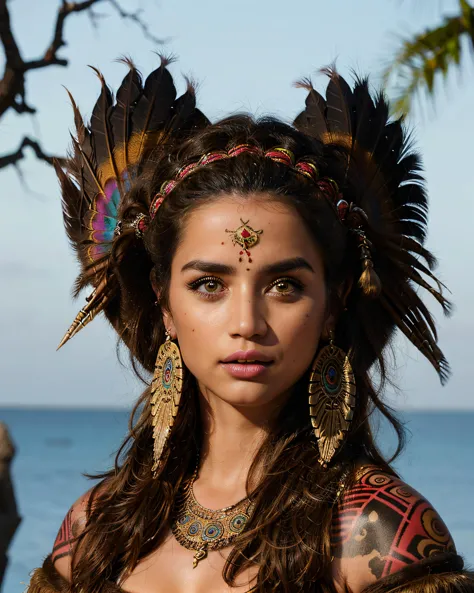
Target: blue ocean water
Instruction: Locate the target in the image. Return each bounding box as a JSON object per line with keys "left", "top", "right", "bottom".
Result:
{"left": 1, "top": 408, "right": 473, "bottom": 593}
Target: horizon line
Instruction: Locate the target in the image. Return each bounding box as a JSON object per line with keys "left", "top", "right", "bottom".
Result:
{"left": 1, "top": 404, "right": 474, "bottom": 413}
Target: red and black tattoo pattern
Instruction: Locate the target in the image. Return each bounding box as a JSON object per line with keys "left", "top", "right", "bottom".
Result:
{"left": 332, "top": 468, "right": 456, "bottom": 579}
{"left": 52, "top": 509, "right": 74, "bottom": 562}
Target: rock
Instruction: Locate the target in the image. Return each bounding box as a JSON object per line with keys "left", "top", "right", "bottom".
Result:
{"left": 0, "top": 422, "right": 21, "bottom": 589}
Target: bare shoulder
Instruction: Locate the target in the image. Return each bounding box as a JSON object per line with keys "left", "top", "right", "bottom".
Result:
{"left": 52, "top": 489, "right": 94, "bottom": 580}
{"left": 331, "top": 466, "right": 456, "bottom": 593}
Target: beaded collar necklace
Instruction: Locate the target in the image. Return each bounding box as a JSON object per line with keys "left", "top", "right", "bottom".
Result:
{"left": 171, "top": 463, "right": 255, "bottom": 568}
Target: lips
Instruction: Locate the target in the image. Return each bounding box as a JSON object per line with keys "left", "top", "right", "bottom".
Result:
{"left": 221, "top": 350, "right": 273, "bottom": 364}
{"left": 220, "top": 350, "right": 274, "bottom": 380}
{"left": 221, "top": 363, "right": 270, "bottom": 379}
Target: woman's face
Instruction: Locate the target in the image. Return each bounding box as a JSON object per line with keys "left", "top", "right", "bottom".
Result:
{"left": 163, "top": 193, "right": 330, "bottom": 411}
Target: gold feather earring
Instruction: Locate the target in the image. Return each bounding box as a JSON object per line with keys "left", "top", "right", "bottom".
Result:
{"left": 150, "top": 330, "right": 184, "bottom": 474}
{"left": 308, "top": 331, "right": 356, "bottom": 467}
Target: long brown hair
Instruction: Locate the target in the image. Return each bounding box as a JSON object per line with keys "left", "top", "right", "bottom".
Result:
{"left": 60, "top": 70, "right": 450, "bottom": 592}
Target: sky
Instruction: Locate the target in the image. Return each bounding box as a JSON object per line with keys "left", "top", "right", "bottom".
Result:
{"left": 0, "top": 0, "right": 473, "bottom": 409}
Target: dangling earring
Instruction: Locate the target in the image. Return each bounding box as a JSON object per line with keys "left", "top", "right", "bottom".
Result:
{"left": 308, "top": 331, "right": 356, "bottom": 468}
{"left": 150, "top": 330, "right": 184, "bottom": 474}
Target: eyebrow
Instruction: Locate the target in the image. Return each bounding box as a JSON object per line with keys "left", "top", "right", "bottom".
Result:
{"left": 181, "top": 257, "right": 315, "bottom": 275}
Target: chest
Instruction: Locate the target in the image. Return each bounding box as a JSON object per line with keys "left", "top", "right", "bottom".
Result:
{"left": 119, "top": 531, "right": 258, "bottom": 593}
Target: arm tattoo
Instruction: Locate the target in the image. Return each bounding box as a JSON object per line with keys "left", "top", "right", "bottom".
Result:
{"left": 331, "top": 468, "right": 456, "bottom": 579}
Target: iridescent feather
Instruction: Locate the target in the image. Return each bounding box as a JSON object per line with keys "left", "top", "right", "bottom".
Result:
{"left": 56, "top": 58, "right": 210, "bottom": 349}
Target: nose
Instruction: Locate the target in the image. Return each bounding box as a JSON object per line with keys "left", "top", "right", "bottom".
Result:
{"left": 228, "top": 284, "right": 268, "bottom": 340}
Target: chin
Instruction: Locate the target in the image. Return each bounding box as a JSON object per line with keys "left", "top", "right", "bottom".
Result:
{"left": 210, "top": 380, "right": 288, "bottom": 408}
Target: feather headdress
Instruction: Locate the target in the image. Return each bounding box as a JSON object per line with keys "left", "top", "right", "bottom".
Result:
{"left": 55, "top": 58, "right": 209, "bottom": 349}
{"left": 294, "top": 68, "right": 452, "bottom": 383}
{"left": 56, "top": 60, "right": 451, "bottom": 386}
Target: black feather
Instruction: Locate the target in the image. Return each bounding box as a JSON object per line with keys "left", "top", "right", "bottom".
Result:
{"left": 110, "top": 58, "right": 143, "bottom": 166}
{"left": 292, "top": 67, "right": 450, "bottom": 384}
{"left": 320, "top": 67, "right": 353, "bottom": 136}
{"left": 294, "top": 78, "right": 328, "bottom": 138}
{"left": 132, "top": 59, "right": 177, "bottom": 159}
{"left": 89, "top": 68, "right": 116, "bottom": 177}
{"left": 169, "top": 78, "right": 199, "bottom": 137}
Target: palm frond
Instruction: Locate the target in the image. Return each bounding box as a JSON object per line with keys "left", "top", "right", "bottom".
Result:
{"left": 383, "top": 4, "right": 474, "bottom": 114}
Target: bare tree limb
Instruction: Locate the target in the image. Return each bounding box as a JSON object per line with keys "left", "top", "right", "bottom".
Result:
{"left": 0, "top": 0, "right": 165, "bottom": 169}
{"left": 108, "top": 0, "right": 169, "bottom": 45}
{"left": 0, "top": 136, "right": 66, "bottom": 170}
{"left": 87, "top": 6, "right": 105, "bottom": 30}
{"left": 0, "top": 0, "right": 26, "bottom": 117}
{"left": 23, "top": 0, "right": 102, "bottom": 72}
{"left": 11, "top": 98, "right": 36, "bottom": 114}
{"left": 0, "top": 0, "right": 22, "bottom": 66}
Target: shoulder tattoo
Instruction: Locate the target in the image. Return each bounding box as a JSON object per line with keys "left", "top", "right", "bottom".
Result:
{"left": 331, "top": 468, "right": 456, "bottom": 579}
{"left": 52, "top": 509, "right": 86, "bottom": 563}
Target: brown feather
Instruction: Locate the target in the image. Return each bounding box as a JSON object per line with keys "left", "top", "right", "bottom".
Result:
{"left": 56, "top": 59, "right": 209, "bottom": 347}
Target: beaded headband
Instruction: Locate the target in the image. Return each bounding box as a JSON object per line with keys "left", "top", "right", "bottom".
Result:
{"left": 147, "top": 144, "right": 349, "bottom": 223}
{"left": 143, "top": 144, "right": 378, "bottom": 300}
{"left": 122, "top": 144, "right": 376, "bottom": 300}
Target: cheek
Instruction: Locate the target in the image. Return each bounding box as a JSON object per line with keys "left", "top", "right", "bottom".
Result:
{"left": 279, "top": 307, "right": 324, "bottom": 368}
{"left": 277, "top": 287, "right": 326, "bottom": 339}
{"left": 171, "top": 320, "right": 209, "bottom": 381}
{"left": 173, "top": 302, "right": 216, "bottom": 342}
{"left": 167, "top": 286, "right": 215, "bottom": 370}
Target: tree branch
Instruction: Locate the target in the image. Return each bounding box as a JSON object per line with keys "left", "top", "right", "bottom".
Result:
{"left": 0, "top": 0, "right": 25, "bottom": 117}
{"left": 11, "top": 97, "right": 36, "bottom": 114}
{"left": 23, "top": 0, "right": 166, "bottom": 73}
{"left": 108, "top": 0, "right": 169, "bottom": 45}
{"left": 0, "top": 0, "right": 22, "bottom": 66}
{"left": 0, "top": 137, "right": 66, "bottom": 170}
{"left": 0, "top": 0, "right": 164, "bottom": 171}
{"left": 24, "top": 0, "right": 103, "bottom": 72}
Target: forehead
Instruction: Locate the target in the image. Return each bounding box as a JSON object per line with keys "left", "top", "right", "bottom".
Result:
{"left": 174, "top": 193, "right": 322, "bottom": 267}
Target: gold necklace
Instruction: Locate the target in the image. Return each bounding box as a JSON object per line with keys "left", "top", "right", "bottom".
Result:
{"left": 171, "top": 471, "right": 255, "bottom": 568}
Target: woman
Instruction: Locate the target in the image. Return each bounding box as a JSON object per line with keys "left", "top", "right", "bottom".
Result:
{"left": 27, "top": 58, "right": 473, "bottom": 593}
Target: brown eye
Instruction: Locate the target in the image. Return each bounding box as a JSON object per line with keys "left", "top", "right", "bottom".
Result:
{"left": 204, "top": 280, "right": 219, "bottom": 293}
{"left": 188, "top": 276, "right": 225, "bottom": 298}
{"left": 268, "top": 277, "right": 304, "bottom": 297}
{"left": 274, "top": 281, "right": 292, "bottom": 293}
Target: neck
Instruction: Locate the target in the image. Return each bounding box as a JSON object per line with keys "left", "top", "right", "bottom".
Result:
{"left": 197, "top": 390, "right": 279, "bottom": 493}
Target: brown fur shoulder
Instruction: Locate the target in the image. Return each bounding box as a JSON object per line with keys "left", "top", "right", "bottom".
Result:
{"left": 27, "top": 554, "right": 124, "bottom": 593}
{"left": 361, "top": 552, "right": 474, "bottom": 593}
